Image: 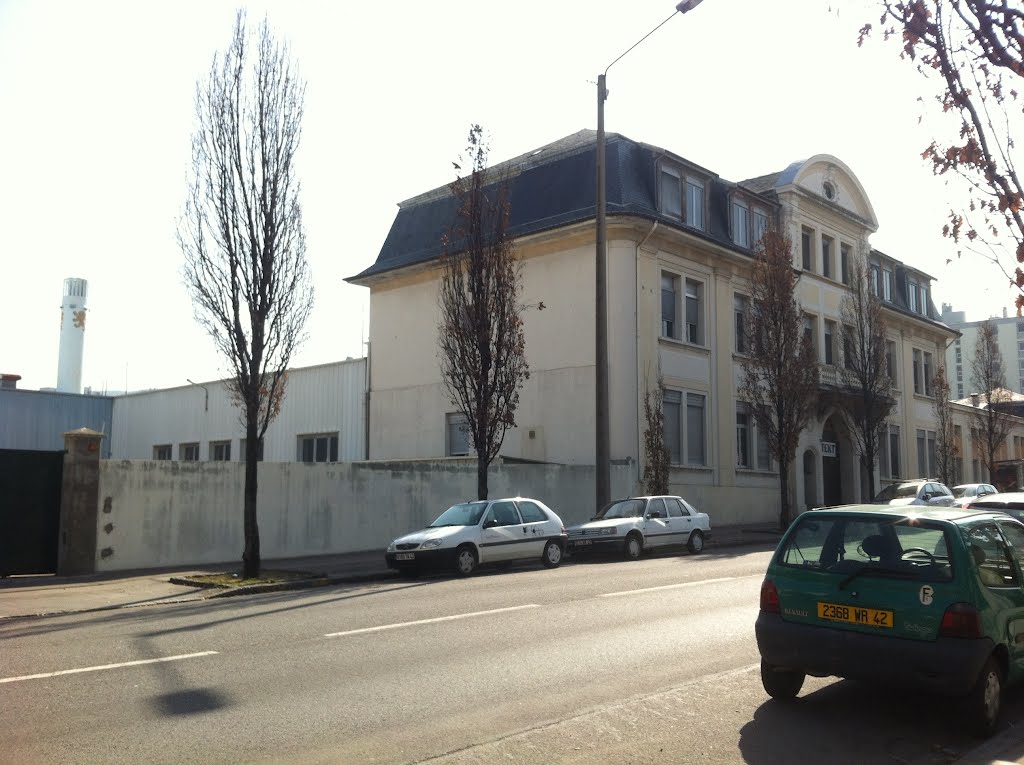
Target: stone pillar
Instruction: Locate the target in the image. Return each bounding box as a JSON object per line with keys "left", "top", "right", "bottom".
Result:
{"left": 57, "top": 427, "right": 103, "bottom": 576}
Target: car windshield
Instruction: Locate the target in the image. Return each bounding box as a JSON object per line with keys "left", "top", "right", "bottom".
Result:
{"left": 953, "top": 486, "right": 976, "bottom": 498}
{"left": 874, "top": 482, "right": 921, "bottom": 502}
{"left": 777, "top": 514, "right": 954, "bottom": 582}
{"left": 596, "top": 499, "right": 646, "bottom": 519}
{"left": 430, "top": 503, "right": 487, "bottom": 527}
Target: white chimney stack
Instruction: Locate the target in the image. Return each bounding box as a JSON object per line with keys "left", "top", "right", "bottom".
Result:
{"left": 57, "top": 277, "right": 88, "bottom": 393}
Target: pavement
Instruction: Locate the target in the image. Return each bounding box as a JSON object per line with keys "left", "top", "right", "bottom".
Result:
{"left": 3, "top": 521, "right": 1023, "bottom": 764}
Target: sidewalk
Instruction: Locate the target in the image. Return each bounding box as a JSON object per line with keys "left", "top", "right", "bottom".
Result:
{"left": 0, "top": 522, "right": 781, "bottom": 620}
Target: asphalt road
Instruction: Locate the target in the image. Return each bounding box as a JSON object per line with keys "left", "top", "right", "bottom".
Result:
{"left": 2, "top": 545, "right": 1020, "bottom": 764}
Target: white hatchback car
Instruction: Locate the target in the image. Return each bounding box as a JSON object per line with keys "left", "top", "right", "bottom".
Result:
{"left": 565, "top": 495, "right": 711, "bottom": 560}
{"left": 384, "top": 497, "right": 567, "bottom": 577}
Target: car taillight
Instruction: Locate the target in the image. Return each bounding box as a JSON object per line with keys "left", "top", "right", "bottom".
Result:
{"left": 939, "top": 602, "right": 983, "bottom": 639}
{"left": 760, "top": 578, "right": 780, "bottom": 613}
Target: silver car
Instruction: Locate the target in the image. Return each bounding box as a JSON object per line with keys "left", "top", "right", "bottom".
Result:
{"left": 872, "top": 479, "right": 955, "bottom": 507}
{"left": 565, "top": 495, "right": 711, "bottom": 560}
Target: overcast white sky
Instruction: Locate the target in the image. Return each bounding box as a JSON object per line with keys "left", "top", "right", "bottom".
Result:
{"left": 0, "top": 0, "right": 1011, "bottom": 393}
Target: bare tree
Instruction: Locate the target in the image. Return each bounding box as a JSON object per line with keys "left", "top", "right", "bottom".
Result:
{"left": 641, "top": 371, "right": 670, "bottom": 496}
{"left": 438, "top": 125, "right": 529, "bottom": 500}
{"left": 837, "top": 255, "right": 895, "bottom": 500}
{"left": 740, "top": 228, "right": 819, "bottom": 528}
{"left": 932, "top": 364, "right": 960, "bottom": 487}
{"left": 861, "top": 2, "right": 1024, "bottom": 311}
{"left": 970, "top": 319, "right": 1014, "bottom": 481}
{"left": 179, "top": 12, "right": 312, "bottom": 578}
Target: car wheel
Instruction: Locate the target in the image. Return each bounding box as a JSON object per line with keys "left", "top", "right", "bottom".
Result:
{"left": 624, "top": 533, "right": 643, "bottom": 561}
{"left": 687, "top": 530, "right": 705, "bottom": 554}
{"left": 542, "top": 540, "right": 563, "bottom": 568}
{"left": 454, "top": 545, "right": 478, "bottom": 577}
{"left": 966, "top": 656, "right": 1002, "bottom": 738}
{"left": 760, "top": 659, "right": 804, "bottom": 700}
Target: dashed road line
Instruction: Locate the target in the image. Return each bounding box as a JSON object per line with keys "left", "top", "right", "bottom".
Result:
{"left": 0, "top": 651, "right": 219, "bottom": 684}
{"left": 324, "top": 604, "right": 541, "bottom": 637}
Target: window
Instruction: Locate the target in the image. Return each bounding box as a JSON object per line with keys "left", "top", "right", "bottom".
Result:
{"left": 908, "top": 280, "right": 928, "bottom": 315}
{"left": 752, "top": 208, "right": 768, "bottom": 245}
{"left": 665, "top": 498, "right": 685, "bottom": 518}
{"left": 446, "top": 413, "right": 471, "bottom": 456}
{"left": 843, "top": 328, "right": 854, "bottom": 370}
{"left": 661, "top": 272, "right": 679, "bottom": 339}
{"left": 908, "top": 280, "right": 918, "bottom": 313}
{"left": 840, "top": 243, "right": 851, "bottom": 285}
{"left": 878, "top": 424, "right": 901, "bottom": 479}
{"left": 180, "top": 442, "right": 199, "bottom": 461}
{"left": 210, "top": 440, "right": 231, "bottom": 461}
{"left": 913, "top": 349, "right": 933, "bottom": 396}
{"left": 968, "top": 524, "right": 1020, "bottom": 588}
{"left": 924, "top": 351, "right": 933, "bottom": 396}
{"left": 663, "top": 389, "right": 706, "bottom": 466}
{"left": 803, "top": 314, "right": 818, "bottom": 360}
{"left": 824, "top": 320, "right": 836, "bottom": 366}
{"left": 734, "top": 294, "right": 749, "bottom": 353}
{"left": 913, "top": 349, "right": 923, "bottom": 395}
{"left": 298, "top": 432, "right": 339, "bottom": 463}
{"left": 660, "top": 168, "right": 682, "bottom": 219}
{"left": 153, "top": 444, "right": 171, "bottom": 461}
{"left": 686, "top": 177, "right": 704, "bottom": 230}
{"left": 685, "top": 279, "right": 703, "bottom": 345}
{"left": 882, "top": 268, "right": 893, "bottom": 302}
{"left": 486, "top": 501, "right": 521, "bottom": 527}
{"left": 886, "top": 340, "right": 897, "bottom": 386}
{"left": 239, "top": 438, "right": 264, "bottom": 462}
{"left": 821, "top": 236, "right": 833, "bottom": 279}
{"left": 517, "top": 501, "right": 548, "bottom": 523}
{"left": 917, "top": 429, "right": 937, "bottom": 477}
{"left": 732, "top": 199, "right": 750, "bottom": 248}
{"left": 870, "top": 263, "right": 881, "bottom": 296}
{"left": 736, "top": 404, "right": 771, "bottom": 471}
{"left": 801, "top": 228, "right": 813, "bottom": 271}
{"left": 955, "top": 347, "right": 962, "bottom": 363}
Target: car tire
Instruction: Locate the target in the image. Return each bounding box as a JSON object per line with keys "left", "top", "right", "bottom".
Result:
{"left": 624, "top": 533, "right": 643, "bottom": 561}
{"left": 542, "top": 540, "right": 563, "bottom": 568}
{"left": 454, "top": 545, "right": 478, "bottom": 577}
{"left": 966, "top": 656, "right": 1002, "bottom": 738}
{"left": 760, "top": 660, "right": 804, "bottom": 700}
{"left": 687, "top": 530, "right": 705, "bottom": 555}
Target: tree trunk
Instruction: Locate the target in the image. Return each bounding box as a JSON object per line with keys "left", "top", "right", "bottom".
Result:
{"left": 779, "top": 463, "right": 791, "bottom": 530}
{"left": 477, "top": 454, "right": 488, "bottom": 501}
{"left": 242, "top": 423, "right": 261, "bottom": 578}
{"left": 863, "top": 454, "right": 876, "bottom": 502}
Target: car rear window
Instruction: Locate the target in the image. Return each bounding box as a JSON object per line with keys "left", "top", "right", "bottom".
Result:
{"left": 777, "top": 514, "right": 954, "bottom": 582}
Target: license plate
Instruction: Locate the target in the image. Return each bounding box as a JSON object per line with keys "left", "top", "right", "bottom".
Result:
{"left": 817, "top": 601, "right": 893, "bottom": 628}
{"left": 572, "top": 539, "right": 592, "bottom": 546}
{"left": 396, "top": 553, "right": 415, "bottom": 561}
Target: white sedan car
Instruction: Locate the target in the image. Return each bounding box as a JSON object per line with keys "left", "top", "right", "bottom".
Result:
{"left": 565, "top": 495, "right": 711, "bottom": 560}
{"left": 385, "top": 497, "right": 567, "bottom": 576}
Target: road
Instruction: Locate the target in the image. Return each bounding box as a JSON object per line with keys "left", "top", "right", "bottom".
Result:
{"left": 1, "top": 545, "right": 1020, "bottom": 764}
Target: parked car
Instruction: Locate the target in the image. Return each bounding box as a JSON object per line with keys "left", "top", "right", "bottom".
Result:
{"left": 952, "top": 483, "right": 999, "bottom": 507}
{"left": 871, "top": 479, "right": 955, "bottom": 507}
{"left": 565, "top": 495, "right": 711, "bottom": 560}
{"left": 755, "top": 504, "right": 1024, "bottom": 737}
{"left": 963, "top": 491, "right": 1024, "bottom": 522}
{"left": 384, "top": 497, "right": 567, "bottom": 577}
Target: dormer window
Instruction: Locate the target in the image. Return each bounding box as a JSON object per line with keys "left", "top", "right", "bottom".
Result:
{"left": 686, "top": 177, "right": 705, "bottom": 230}
{"left": 870, "top": 262, "right": 881, "bottom": 296}
{"left": 660, "top": 168, "right": 682, "bottom": 220}
{"left": 732, "top": 198, "right": 750, "bottom": 248}
{"left": 752, "top": 208, "right": 768, "bottom": 245}
{"left": 660, "top": 166, "right": 705, "bottom": 231}
{"left": 907, "top": 278, "right": 928, "bottom": 316}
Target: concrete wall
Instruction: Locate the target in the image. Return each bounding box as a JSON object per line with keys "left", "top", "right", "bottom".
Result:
{"left": 95, "top": 458, "right": 634, "bottom": 571}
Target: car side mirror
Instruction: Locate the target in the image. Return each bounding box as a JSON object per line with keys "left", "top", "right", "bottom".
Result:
{"left": 483, "top": 519, "right": 498, "bottom": 529}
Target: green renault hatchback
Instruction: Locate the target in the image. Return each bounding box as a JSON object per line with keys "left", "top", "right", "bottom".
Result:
{"left": 755, "top": 505, "right": 1024, "bottom": 737}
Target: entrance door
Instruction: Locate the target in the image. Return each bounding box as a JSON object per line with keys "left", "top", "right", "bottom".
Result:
{"left": 823, "top": 446, "right": 842, "bottom": 507}
{"left": 0, "top": 449, "right": 64, "bottom": 575}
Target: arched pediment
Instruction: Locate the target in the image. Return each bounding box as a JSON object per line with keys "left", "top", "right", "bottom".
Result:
{"left": 775, "top": 155, "right": 878, "bottom": 231}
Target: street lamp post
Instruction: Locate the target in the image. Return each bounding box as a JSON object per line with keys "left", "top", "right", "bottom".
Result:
{"left": 595, "top": 0, "right": 704, "bottom": 511}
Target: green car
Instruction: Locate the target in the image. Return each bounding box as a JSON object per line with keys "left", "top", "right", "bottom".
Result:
{"left": 755, "top": 505, "right": 1024, "bottom": 737}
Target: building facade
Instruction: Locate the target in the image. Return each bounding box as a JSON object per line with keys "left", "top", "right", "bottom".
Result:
{"left": 349, "top": 131, "right": 959, "bottom": 522}
{"left": 941, "top": 304, "right": 1024, "bottom": 400}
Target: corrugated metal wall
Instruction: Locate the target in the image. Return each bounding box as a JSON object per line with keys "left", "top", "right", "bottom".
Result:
{"left": 0, "top": 389, "right": 114, "bottom": 458}
{"left": 108, "top": 358, "right": 367, "bottom": 462}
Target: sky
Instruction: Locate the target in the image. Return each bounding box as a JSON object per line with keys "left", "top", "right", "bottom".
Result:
{"left": 0, "top": 0, "right": 1013, "bottom": 393}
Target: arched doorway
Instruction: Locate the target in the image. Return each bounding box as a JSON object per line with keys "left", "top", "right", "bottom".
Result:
{"left": 822, "top": 419, "right": 842, "bottom": 507}
{"left": 803, "top": 450, "right": 817, "bottom": 511}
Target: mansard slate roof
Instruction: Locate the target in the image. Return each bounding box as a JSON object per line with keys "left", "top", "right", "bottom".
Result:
{"left": 347, "top": 130, "right": 757, "bottom": 284}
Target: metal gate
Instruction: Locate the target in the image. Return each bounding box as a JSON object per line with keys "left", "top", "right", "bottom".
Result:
{"left": 0, "top": 449, "right": 64, "bottom": 575}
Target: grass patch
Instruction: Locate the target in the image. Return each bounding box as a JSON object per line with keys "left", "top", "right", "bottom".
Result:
{"left": 184, "top": 570, "right": 318, "bottom": 588}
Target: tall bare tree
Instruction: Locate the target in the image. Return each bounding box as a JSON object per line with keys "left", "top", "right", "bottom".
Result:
{"left": 642, "top": 372, "right": 670, "bottom": 496}
{"left": 438, "top": 125, "right": 529, "bottom": 500}
{"left": 179, "top": 12, "right": 312, "bottom": 578}
{"left": 970, "top": 319, "right": 1014, "bottom": 481}
{"left": 740, "top": 228, "right": 819, "bottom": 528}
{"left": 862, "top": 2, "right": 1024, "bottom": 311}
{"left": 837, "top": 254, "right": 895, "bottom": 500}
{"left": 932, "top": 364, "right": 960, "bottom": 487}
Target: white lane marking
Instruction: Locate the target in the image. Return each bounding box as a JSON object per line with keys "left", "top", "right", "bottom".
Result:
{"left": 599, "top": 574, "right": 759, "bottom": 598}
{"left": 324, "top": 604, "right": 541, "bottom": 638}
{"left": 0, "top": 651, "right": 219, "bottom": 684}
